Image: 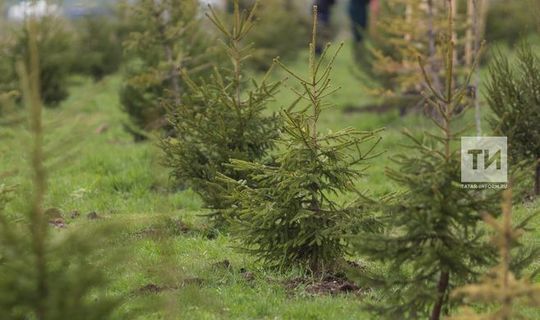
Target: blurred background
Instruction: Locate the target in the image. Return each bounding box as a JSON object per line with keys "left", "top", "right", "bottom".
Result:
{"left": 1, "top": 0, "right": 538, "bottom": 115}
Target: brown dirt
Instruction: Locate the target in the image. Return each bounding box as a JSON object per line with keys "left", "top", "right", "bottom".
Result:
{"left": 135, "top": 278, "right": 205, "bottom": 295}
{"left": 133, "top": 218, "right": 193, "bottom": 239}
{"left": 136, "top": 283, "right": 165, "bottom": 294}
{"left": 284, "top": 274, "right": 365, "bottom": 296}
{"left": 86, "top": 211, "right": 101, "bottom": 220}
{"left": 95, "top": 123, "right": 109, "bottom": 134}
{"left": 211, "top": 259, "right": 231, "bottom": 270}
{"left": 70, "top": 210, "right": 81, "bottom": 219}
{"left": 48, "top": 218, "right": 66, "bottom": 229}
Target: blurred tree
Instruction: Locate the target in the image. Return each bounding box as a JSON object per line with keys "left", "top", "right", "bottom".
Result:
{"left": 223, "top": 0, "right": 308, "bottom": 69}
{"left": 0, "top": 2, "right": 19, "bottom": 111}
{"left": 120, "top": 0, "right": 215, "bottom": 140}
{"left": 362, "top": 0, "right": 429, "bottom": 93}
{"left": 218, "top": 7, "right": 381, "bottom": 271}
{"left": 243, "top": 0, "right": 308, "bottom": 70}
{"left": 0, "top": 34, "right": 19, "bottom": 116}
{"left": 358, "top": 0, "right": 476, "bottom": 116}
{"left": 0, "top": 18, "right": 120, "bottom": 320}
{"left": 161, "top": 0, "right": 282, "bottom": 226}
{"left": 486, "top": 43, "right": 540, "bottom": 196}
{"left": 485, "top": 0, "right": 539, "bottom": 46}
{"left": 72, "top": 15, "right": 123, "bottom": 81}
{"left": 0, "top": 13, "right": 74, "bottom": 107}
{"left": 450, "top": 187, "right": 540, "bottom": 320}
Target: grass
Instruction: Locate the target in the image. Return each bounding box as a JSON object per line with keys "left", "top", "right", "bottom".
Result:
{"left": 1, "top": 40, "right": 539, "bottom": 319}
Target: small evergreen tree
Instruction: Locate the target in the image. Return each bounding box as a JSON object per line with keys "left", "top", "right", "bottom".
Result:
{"left": 120, "top": 0, "right": 214, "bottom": 140}
{"left": 354, "top": 2, "right": 501, "bottom": 319}
{"left": 161, "top": 0, "right": 282, "bottom": 225}
{"left": 450, "top": 187, "right": 540, "bottom": 320}
{"left": 486, "top": 43, "right": 540, "bottom": 195}
{"left": 13, "top": 14, "right": 74, "bottom": 107}
{"left": 0, "top": 19, "right": 119, "bottom": 319}
{"left": 218, "top": 7, "right": 382, "bottom": 272}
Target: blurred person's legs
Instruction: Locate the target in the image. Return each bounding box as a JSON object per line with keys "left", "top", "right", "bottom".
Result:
{"left": 315, "top": 0, "right": 334, "bottom": 25}
{"left": 349, "top": 0, "right": 370, "bottom": 44}
{"left": 226, "top": 0, "right": 252, "bottom": 12}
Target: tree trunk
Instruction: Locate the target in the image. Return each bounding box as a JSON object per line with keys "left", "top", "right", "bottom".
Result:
{"left": 425, "top": 0, "right": 444, "bottom": 123}
{"left": 471, "top": 0, "right": 482, "bottom": 136}
{"left": 535, "top": 161, "right": 540, "bottom": 196}
{"left": 164, "top": 44, "right": 181, "bottom": 106}
{"left": 465, "top": 0, "right": 474, "bottom": 67}
{"left": 153, "top": 0, "right": 181, "bottom": 106}
{"left": 430, "top": 271, "right": 450, "bottom": 320}
{"left": 426, "top": 0, "right": 442, "bottom": 94}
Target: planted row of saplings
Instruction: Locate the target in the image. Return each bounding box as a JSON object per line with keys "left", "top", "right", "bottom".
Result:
{"left": 157, "top": 2, "right": 540, "bottom": 320}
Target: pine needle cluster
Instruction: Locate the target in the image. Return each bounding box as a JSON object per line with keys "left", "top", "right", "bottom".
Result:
{"left": 161, "top": 0, "right": 282, "bottom": 225}
{"left": 450, "top": 187, "right": 540, "bottom": 320}
{"left": 486, "top": 43, "right": 540, "bottom": 195}
{"left": 219, "top": 7, "right": 382, "bottom": 272}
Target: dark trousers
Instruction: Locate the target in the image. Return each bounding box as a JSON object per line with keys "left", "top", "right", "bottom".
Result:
{"left": 314, "top": 0, "right": 336, "bottom": 25}
{"left": 349, "top": 0, "right": 370, "bottom": 43}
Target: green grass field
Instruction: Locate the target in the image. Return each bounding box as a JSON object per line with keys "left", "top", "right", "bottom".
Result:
{"left": 1, "top": 41, "right": 539, "bottom": 319}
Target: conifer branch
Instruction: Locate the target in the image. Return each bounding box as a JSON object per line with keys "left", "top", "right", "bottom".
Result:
{"left": 450, "top": 187, "right": 540, "bottom": 319}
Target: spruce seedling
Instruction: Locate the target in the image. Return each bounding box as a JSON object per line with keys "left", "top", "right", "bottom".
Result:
{"left": 355, "top": 2, "right": 500, "bottom": 319}
{"left": 220, "top": 6, "right": 382, "bottom": 272}
{"left": 450, "top": 187, "right": 540, "bottom": 320}
{"left": 161, "top": 0, "right": 282, "bottom": 225}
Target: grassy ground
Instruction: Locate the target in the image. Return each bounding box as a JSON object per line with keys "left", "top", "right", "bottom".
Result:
{"left": 1, "top": 42, "right": 539, "bottom": 319}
